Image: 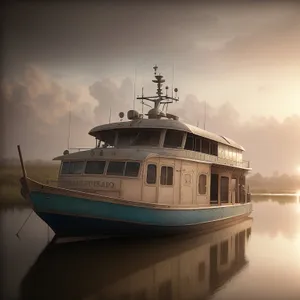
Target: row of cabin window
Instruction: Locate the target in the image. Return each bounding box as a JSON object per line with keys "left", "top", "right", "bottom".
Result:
{"left": 97, "top": 129, "right": 219, "bottom": 156}
{"left": 218, "top": 145, "right": 242, "bottom": 162}
{"left": 146, "top": 164, "right": 207, "bottom": 194}
{"left": 184, "top": 133, "right": 218, "bottom": 156}
{"left": 97, "top": 129, "right": 242, "bottom": 162}
{"left": 166, "top": 131, "right": 242, "bottom": 161}
{"left": 61, "top": 160, "right": 140, "bottom": 177}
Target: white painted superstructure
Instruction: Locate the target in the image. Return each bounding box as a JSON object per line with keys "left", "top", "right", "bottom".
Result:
{"left": 52, "top": 66, "right": 251, "bottom": 208}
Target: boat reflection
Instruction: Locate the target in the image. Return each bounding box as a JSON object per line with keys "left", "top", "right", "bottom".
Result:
{"left": 20, "top": 218, "right": 252, "bottom": 300}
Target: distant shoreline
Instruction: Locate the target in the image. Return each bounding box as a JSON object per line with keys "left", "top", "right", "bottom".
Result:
{"left": 251, "top": 193, "right": 298, "bottom": 196}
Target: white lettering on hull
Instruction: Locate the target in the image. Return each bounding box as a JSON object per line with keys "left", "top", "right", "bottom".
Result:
{"left": 60, "top": 179, "right": 120, "bottom": 191}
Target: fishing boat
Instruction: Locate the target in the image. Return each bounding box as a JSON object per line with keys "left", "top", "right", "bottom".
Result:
{"left": 19, "top": 65, "right": 252, "bottom": 239}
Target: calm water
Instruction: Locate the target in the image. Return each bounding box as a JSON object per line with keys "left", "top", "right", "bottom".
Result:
{"left": 1, "top": 197, "right": 300, "bottom": 300}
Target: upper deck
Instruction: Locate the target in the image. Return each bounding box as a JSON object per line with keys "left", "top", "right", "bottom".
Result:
{"left": 56, "top": 65, "right": 250, "bottom": 170}
{"left": 89, "top": 118, "right": 244, "bottom": 151}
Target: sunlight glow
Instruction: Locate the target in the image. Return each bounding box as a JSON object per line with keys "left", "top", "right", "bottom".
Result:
{"left": 296, "top": 191, "right": 300, "bottom": 213}
{"left": 296, "top": 166, "right": 300, "bottom": 174}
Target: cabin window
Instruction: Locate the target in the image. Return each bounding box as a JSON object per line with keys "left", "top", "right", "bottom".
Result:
{"left": 132, "top": 129, "right": 161, "bottom": 147}
{"left": 228, "top": 148, "right": 232, "bottom": 160}
{"left": 85, "top": 161, "right": 106, "bottom": 174}
{"left": 237, "top": 151, "right": 242, "bottom": 162}
{"left": 211, "top": 142, "right": 218, "bottom": 156}
{"left": 163, "top": 129, "right": 184, "bottom": 148}
{"left": 70, "top": 162, "right": 85, "bottom": 174}
{"left": 220, "top": 176, "right": 229, "bottom": 203}
{"left": 125, "top": 162, "right": 140, "bottom": 177}
{"left": 61, "top": 162, "right": 70, "bottom": 174}
{"left": 106, "top": 161, "right": 125, "bottom": 176}
{"left": 160, "top": 166, "right": 173, "bottom": 186}
{"left": 146, "top": 164, "right": 157, "bottom": 184}
{"left": 202, "top": 138, "right": 210, "bottom": 154}
{"left": 184, "top": 133, "right": 194, "bottom": 150}
{"left": 198, "top": 174, "right": 207, "bottom": 194}
{"left": 224, "top": 146, "right": 229, "bottom": 159}
{"left": 232, "top": 149, "right": 237, "bottom": 161}
{"left": 61, "top": 161, "right": 85, "bottom": 174}
{"left": 96, "top": 130, "right": 116, "bottom": 148}
{"left": 194, "top": 137, "right": 202, "bottom": 152}
{"left": 218, "top": 145, "right": 225, "bottom": 158}
{"left": 117, "top": 129, "right": 139, "bottom": 147}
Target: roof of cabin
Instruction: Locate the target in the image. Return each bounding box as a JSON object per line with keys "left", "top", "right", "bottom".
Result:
{"left": 88, "top": 119, "right": 245, "bottom": 151}
{"left": 53, "top": 148, "right": 157, "bottom": 161}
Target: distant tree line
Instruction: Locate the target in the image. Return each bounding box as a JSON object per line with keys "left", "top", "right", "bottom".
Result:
{"left": 247, "top": 172, "right": 300, "bottom": 193}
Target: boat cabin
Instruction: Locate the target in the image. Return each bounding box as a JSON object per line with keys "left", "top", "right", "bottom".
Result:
{"left": 53, "top": 65, "right": 251, "bottom": 208}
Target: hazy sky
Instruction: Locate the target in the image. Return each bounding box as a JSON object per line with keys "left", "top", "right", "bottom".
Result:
{"left": 1, "top": 0, "right": 300, "bottom": 175}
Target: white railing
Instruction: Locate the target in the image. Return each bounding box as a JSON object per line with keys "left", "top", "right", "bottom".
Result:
{"left": 68, "top": 147, "right": 94, "bottom": 153}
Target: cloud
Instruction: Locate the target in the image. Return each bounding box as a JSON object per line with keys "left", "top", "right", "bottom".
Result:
{"left": 2, "top": 65, "right": 300, "bottom": 176}
{"left": 170, "top": 96, "right": 300, "bottom": 175}
{"left": 89, "top": 77, "right": 134, "bottom": 122}
{"left": 2, "top": 2, "right": 221, "bottom": 73}
{"left": 1, "top": 65, "right": 96, "bottom": 160}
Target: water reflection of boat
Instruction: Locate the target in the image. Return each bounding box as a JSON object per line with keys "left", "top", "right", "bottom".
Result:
{"left": 20, "top": 218, "right": 252, "bottom": 300}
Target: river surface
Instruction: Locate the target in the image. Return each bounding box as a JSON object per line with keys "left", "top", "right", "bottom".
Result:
{"left": 1, "top": 196, "right": 300, "bottom": 300}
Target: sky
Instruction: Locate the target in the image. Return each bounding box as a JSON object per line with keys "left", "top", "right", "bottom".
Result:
{"left": 1, "top": 0, "right": 300, "bottom": 175}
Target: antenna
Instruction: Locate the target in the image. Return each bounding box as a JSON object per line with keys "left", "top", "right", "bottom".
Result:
{"left": 109, "top": 107, "right": 112, "bottom": 124}
{"left": 133, "top": 67, "right": 136, "bottom": 110}
{"left": 167, "top": 63, "right": 175, "bottom": 113}
{"left": 203, "top": 100, "right": 206, "bottom": 130}
{"left": 67, "top": 98, "right": 72, "bottom": 149}
{"left": 136, "top": 65, "right": 179, "bottom": 119}
{"left": 141, "top": 86, "right": 144, "bottom": 116}
{"left": 172, "top": 63, "right": 175, "bottom": 98}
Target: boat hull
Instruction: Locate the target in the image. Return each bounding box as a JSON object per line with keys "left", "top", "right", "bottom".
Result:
{"left": 37, "top": 210, "right": 251, "bottom": 238}
{"left": 25, "top": 179, "right": 252, "bottom": 238}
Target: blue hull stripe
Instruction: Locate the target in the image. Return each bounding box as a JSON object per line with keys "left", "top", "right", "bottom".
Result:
{"left": 38, "top": 211, "right": 250, "bottom": 237}
{"left": 30, "top": 191, "right": 252, "bottom": 227}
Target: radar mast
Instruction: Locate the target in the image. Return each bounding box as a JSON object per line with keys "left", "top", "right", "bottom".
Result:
{"left": 136, "top": 65, "right": 179, "bottom": 119}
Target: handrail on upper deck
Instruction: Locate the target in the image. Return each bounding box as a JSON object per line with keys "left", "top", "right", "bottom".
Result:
{"left": 68, "top": 147, "right": 94, "bottom": 152}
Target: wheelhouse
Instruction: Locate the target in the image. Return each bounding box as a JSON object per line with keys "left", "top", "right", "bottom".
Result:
{"left": 54, "top": 65, "right": 251, "bottom": 208}
{"left": 89, "top": 120, "right": 247, "bottom": 167}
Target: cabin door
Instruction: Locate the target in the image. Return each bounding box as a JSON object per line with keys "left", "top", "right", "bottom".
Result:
{"left": 210, "top": 174, "right": 219, "bottom": 205}
{"left": 180, "top": 164, "right": 194, "bottom": 205}
{"left": 142, "top": 162, "right": 158, "bottom": 203}
{"left": 157, "top": 161, "right": 175, "bottom": 205}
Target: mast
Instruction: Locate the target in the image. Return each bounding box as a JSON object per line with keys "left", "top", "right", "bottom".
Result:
{"left": 136, "top": 65, "right": 179, "bottom": 119}
{"left": 204, "top": 100, "right": 206, "bottom": 130}
{"left": 67, "top": 98, "right": 72, "bottom": 149}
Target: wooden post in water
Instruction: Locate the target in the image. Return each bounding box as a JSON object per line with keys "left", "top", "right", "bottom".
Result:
{"left": 17, "top": 145, "right": 29, "bottom": 193}
{"left": 17, "top": 145, "right": 27, "bottom": 178}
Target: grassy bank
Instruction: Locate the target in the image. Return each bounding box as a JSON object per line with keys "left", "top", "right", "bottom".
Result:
{"left": 0, "top": 163, "right": 60, "bottom": 205}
